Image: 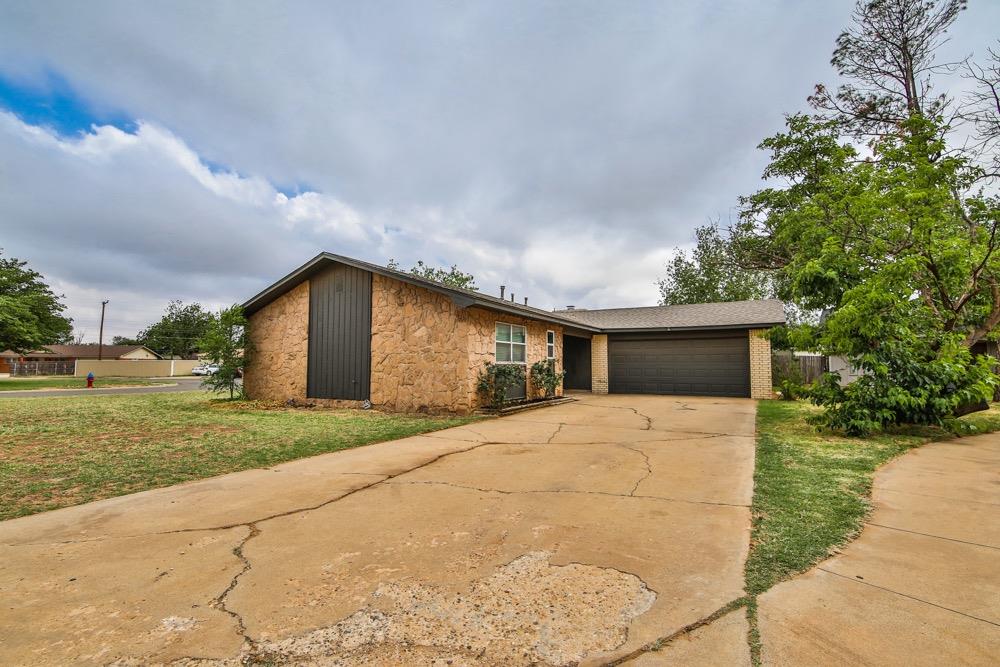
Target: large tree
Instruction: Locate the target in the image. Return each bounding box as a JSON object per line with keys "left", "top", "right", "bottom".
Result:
{"left": 0, "top": 251, "right": 73, "bottom": 353}
{"left": 732, "top": 0, "right": 1000, "bottom": 432}
{"left": 658, "top": 223, "right": 772, "bottom": 305}
{"left": 387, "top": 259, "right": 477, "bottom": 290}
{"left": 135, "top": 301, "right": 215, "bottom": 358}
{"left": 809, "top": 0, "right": 966, "bottom": 137}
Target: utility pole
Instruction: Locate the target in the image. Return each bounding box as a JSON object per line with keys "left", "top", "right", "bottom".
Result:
{"left": 98, "top": 300, "right": 109, "bottom": 360}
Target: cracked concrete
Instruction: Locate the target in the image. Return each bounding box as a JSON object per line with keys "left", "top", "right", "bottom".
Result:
{"left": 759, "top": 430, "right": 1000, "bottom": 666}
{"left": 0, "top": 393, "right": 756, "bottom": 666}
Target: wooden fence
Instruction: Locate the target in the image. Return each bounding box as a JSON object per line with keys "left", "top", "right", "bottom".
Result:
{"left": 771, "top": 352, "right": 827, "bottom": 384}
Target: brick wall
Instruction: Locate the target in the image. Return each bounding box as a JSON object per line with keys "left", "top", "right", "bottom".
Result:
{"left": 467, "top": 308, "right": 563, "bottom": 404}
{"left": 749, "top": 328, "right": 773, "bottom": 399}
{"left": 591, "top": 334, "right": 609, "bottom": 394}
{"left": 244, "top": 281, "right": 310, "bottom": 401}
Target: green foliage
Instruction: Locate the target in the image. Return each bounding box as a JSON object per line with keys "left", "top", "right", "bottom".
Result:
{"left": 387, "top": 259, "right": 477, "bottom": 290}
{"left": 808, "top": 339, "right": 996, "bottom": 435}
{"left": 198, "top": 305, "right": 253, "bottom": 400}
{"left": 777, "top": 378, "right": 809, "bottom": 402}
{"left": 476, "top": 362, "right": 525, "bottom": 409}
{"left": 658, "top": 223, "right": 771, "bottom": 305}
{"left": 111, "top": 336, "right": 142, "bottom": 346}
{"left": 529, "top": 358, "right": 565, "bottom": 398}
{"left": 0, "top": 251, "right": 73, "bottom": 353}
{"left": 136, "top": 300, "right": 215, "bottom": 358}
{"left": 735, "top": 112, "right": 1000, "bottom": 431}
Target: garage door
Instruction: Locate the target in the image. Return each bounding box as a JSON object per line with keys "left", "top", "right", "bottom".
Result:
{"left": 609, "top": 333, "right": 750, "bottom": 397}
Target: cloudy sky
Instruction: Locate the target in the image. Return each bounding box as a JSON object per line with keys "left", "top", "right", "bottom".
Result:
{"left": 1, "top": 1, "right": 998, "bottom": 340}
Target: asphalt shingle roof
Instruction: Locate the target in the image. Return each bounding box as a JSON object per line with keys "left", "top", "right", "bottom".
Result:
{"left": 553, "top": 299, "right": 786, "bottom": 330}
{"left": 0, "top": 344, "right": 158, "bottom": 359}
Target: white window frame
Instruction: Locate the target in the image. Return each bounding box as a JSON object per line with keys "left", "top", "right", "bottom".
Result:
{"left": 495, "top": 322, "right": 527, "bottom": 364}
{"left": 546, "top": 330, "right": 556, "bottom": 359}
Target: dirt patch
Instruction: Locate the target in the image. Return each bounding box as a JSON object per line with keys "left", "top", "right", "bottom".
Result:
{"left": 243, "top": 551, "right": 656, "bottom": 666}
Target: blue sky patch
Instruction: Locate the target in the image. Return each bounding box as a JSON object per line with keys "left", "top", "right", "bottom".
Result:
{"left": 0, "top": 70, "right": 135, "bottom": 136}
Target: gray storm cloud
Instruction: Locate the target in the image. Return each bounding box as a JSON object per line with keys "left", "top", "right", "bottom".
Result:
{"left": 0, "top": 1, "right": 997, "bottom": 339}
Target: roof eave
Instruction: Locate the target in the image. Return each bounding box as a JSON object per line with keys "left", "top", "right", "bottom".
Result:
{"left": 598, "top": 321, "right": 787, "bottom": 333}
{"left": 243, "top": 253, "right": 602, "bottom": 331}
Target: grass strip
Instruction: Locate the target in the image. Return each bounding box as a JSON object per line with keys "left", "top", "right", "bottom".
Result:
{"left": 0, "top": 377, "right": 170, "bottom": 391}
{"left": 743, "top": 399, "right": 1000, "bottom": 664}
{"left": 0, "top": 391, "right": 477, "bottom": 520}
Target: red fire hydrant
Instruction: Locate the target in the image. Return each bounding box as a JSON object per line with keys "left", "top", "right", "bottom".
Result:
{"left": 86, "top": 372, "right": 95, "bottom": 388}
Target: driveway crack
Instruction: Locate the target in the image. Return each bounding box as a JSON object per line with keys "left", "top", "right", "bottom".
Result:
{"left": 621, "top": 444, "right": 653, "bottom": 496}
{"left": 602, "top": 597, "right": 750, "bottom": 665}
{"left": 210, "top": 523, "right": 260, "bottom": 647}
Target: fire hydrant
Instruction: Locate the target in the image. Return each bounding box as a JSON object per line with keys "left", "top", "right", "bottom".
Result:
{"left": 86, "top": 372, "right": 95, "bottom": 389}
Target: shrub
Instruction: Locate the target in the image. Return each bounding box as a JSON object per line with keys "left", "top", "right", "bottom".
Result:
{"left": 808, "top": 340, "right": 997, "bottom": 436}
{"left": 530, "top": 358, "right": 565, "bottom": 398}
{"left": 476, "top": 362, "right": 526, "bottom": 409}
{"left": 777, "top": 378, "right": 809, "bottom": 401}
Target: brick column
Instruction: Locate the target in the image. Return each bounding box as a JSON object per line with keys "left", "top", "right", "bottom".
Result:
{"left": 749, "top": 328, "right": 773, "bottom": 399}
{"left": 591, "top": 334, "right": 609, "bottom": 394}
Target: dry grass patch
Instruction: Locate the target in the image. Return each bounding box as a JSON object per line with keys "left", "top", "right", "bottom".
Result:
{"left": 0, "top": 391, "right": 477, "bottom": 520}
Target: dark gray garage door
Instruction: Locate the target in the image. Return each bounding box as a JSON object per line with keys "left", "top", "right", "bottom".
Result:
{"left": 609, "top": 332, "right": 750, "bottom": 397}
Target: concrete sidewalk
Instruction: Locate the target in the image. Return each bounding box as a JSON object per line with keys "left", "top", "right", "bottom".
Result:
{"left": 759, "top": 433, "right": 1000, "bottom": 666}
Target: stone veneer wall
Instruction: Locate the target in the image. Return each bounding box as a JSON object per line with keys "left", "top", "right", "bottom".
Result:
{"left": 244, "top": 281, "right": 309, "bottom": 401}
{"left": 245, "top": 271, "right": 571, "bottom": 413}
{"left": 749, "top": 328, "right": 773, "bottom": 399}
{"left": 466, "top": 308, "right": 563, "bottom": 404}
{"left": 369, "top": 273, "right": 473, "bottom": 413}
{"left": 591, "top": 334, "right": 609, "bottom": 394}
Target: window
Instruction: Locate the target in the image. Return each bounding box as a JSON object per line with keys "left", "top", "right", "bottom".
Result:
{"left": 495, "top": 322, "right": 527, "bottom": 363}
{"left": 546, "top": 330, "right": 556, "bottom": 359}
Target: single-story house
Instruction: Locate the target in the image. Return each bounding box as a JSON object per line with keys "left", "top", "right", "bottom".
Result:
{"left": 242, "top": 253, "right": 785, "bottom": 413}
{"left": 1, "top": 344, "right": 163, "bottom": 376}
{"left": 1, "top": 344, "right": 161, "bottom": 364}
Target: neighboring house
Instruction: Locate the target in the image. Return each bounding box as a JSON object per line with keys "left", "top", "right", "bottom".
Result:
{"left": 243, "top": 253, "right": 785, "bottom": 413}
{"left": 1, "top": 344, "right": 162, "bottom": 367}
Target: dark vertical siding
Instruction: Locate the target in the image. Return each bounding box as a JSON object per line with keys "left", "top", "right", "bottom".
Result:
{"left": 563, "top": 335, "right": 592, "bottom": 390}
{"left": 307, "top": 263, "right": 372, "bottom": 399}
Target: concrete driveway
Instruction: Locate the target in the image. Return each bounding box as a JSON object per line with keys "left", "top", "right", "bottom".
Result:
{"left": 0, "top": 393, "right": 756, "bottom": 666}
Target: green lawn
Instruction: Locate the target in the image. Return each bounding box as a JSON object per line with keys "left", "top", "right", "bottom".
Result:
{"left": 0, "top": 392, "right": 477, "bottom": 520}
{"left": 0, "top": 377, "right": 170, "bottom": 391}
{"left": 743, "top": 399, "right": 1000, "bottom": 663}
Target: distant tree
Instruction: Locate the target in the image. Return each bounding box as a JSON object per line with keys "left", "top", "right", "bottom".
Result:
{"left": 657, "top": 223, "right": 772, "bottom": 306}
{"left": 0, "top": 251, "right": 73, "bottom": 353}
{"left": 198, "top": 305, "right": 251, "bottom": 400}
{"left": 136, "top": 301, "right": 214, "bottom": 358}
{"left": 111, "top": 336, "right": 142, "bottom": 346}
{"left": 387, "top": 259, "right": 477, "bottom": 290}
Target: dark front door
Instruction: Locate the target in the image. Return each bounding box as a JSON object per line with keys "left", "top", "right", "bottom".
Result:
{"left": 608, "top": 332, "right": 750, "bottom": 397}
{"left": 307, "top": 263, "right": 372, "bottom": 400}
{"left": 563, "top": 335, "right": 592, "bottom": 390}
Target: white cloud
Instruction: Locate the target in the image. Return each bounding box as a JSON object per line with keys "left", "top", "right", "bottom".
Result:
{"left": 2, "top": 1, "right": 998, "bottom": 340}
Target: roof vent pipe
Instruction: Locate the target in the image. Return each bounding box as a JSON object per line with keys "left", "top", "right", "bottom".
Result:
{"left": 524, "top": 297, "right": 528, "bottom": 306}
{"left": 511, "top": 293, "right": 515, "bottom": 302}
{"left": 500, "top": 285, "right": 505, "bottom": 299}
